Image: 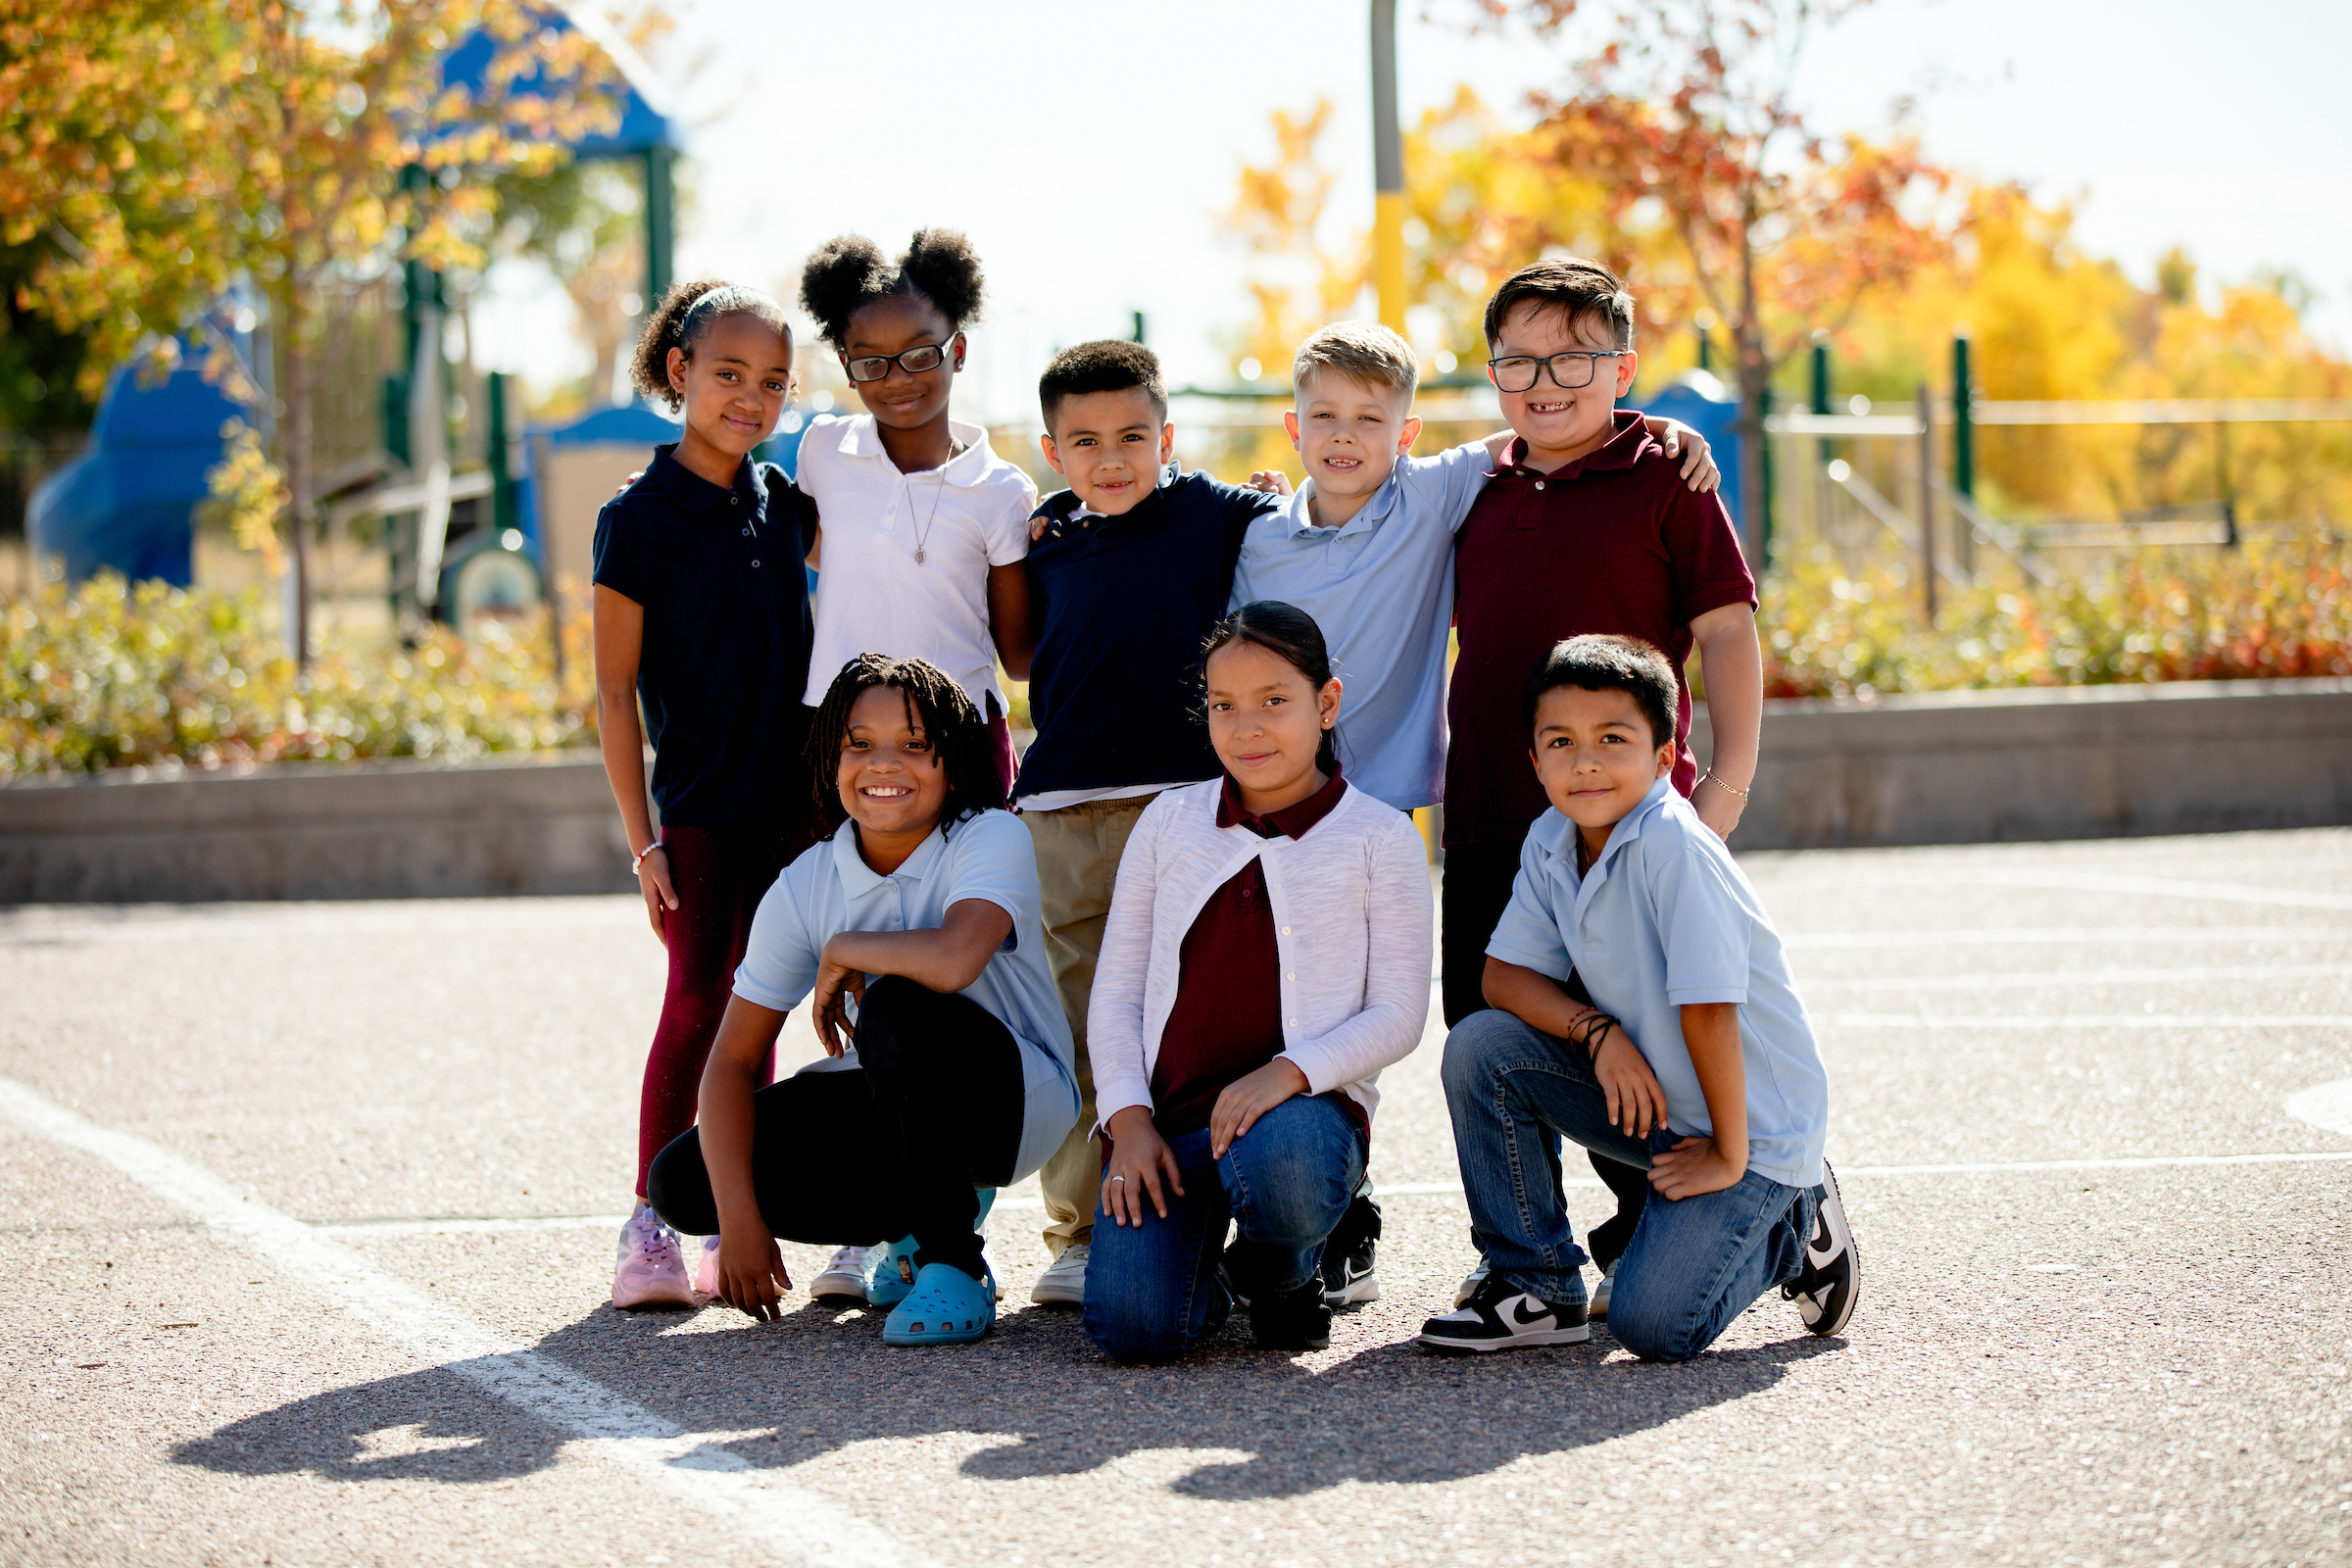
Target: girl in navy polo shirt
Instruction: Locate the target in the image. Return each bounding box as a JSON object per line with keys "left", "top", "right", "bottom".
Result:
{"left": 1081, "top": 602, "right": 1433, "bottom": 1361}
{"left": 594, "top": 281, "right": 819, "bottom": 1310}
{"left": 793, "top": 229, "right": 1037, "bottom": 795}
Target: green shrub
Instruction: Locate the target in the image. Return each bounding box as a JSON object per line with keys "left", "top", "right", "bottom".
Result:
{"left": 1757, "top": 533, "right": 2352, "bottom": 699}
{"left": 1, "top": 574, "right": 592, "bottom": 778}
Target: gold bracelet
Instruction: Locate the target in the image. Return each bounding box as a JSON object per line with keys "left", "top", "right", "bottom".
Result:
{"left": 1698, "top": 770, "right": 1751, "bottom": 803}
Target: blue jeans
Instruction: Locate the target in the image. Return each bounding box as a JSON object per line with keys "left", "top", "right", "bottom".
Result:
{"left": 1081, "top": 1094, "right": 1366, "bottom": 1364}
{"left": 1441, "top": 1008, "right": 1819, "bottom": 1362}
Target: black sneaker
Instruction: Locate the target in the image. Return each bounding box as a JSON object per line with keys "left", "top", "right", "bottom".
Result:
{"left": 1783, "top": 1160, "right": 1859, "bottom": 1337}
{"left": 1250, "top": 1279, "right": 1333, "bottom": 1351}
{"left": 1318, "top": 1192, "right": 1384, "bottom": 1306}
{"left": 1416, "top": 1274, "right": 1590, "bottom": 1353}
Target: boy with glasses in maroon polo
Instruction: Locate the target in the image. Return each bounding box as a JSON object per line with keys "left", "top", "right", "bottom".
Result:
{"left": 1441, "top": 258, "right": 1764, "bottom": 1319}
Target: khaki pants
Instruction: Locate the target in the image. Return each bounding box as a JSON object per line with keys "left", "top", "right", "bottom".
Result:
{"left": 1021, "top": 792, "right": 1161, "bottom": 1256}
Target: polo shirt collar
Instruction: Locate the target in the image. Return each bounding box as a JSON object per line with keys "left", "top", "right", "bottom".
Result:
{"left": 1280, "top": 462, "right": 1401, "bottom": 539}
{"left": 1215, "top": 766, "right": 1348, "bottom": 839}
{"left": 1502, "top": 409, "right": 1651, "bottom": 482}
{"left": 830, "top": 819, "right": 949, "bottom": 898}
{"left": 837, "top": 416, "right": 996, "bottom": 486}
{"left": 647, "top": 443, "right": 756, "bottom": 514}
{"left": 1538, "top": 773, "right": 1676, "bottom": 902}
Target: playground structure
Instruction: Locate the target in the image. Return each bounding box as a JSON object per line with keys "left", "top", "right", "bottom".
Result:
{"left": 24, "top": 11, "right": 689, "bottom": 638}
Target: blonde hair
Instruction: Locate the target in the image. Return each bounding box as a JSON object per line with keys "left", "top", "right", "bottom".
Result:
{"left": 1292, "top": 321, "right": 1419, "bottom": 404}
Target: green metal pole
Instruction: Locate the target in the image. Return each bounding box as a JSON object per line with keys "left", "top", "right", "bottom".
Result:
{"left": 643, "top": 145, "right": 675, "bottom": 310}
{"left": 487, "top": 370, "right": 514, "bottom": 536}
{"left": 1951, "top": 333, "right": 1975, "bottom": 499}
{"left": 1696, "top": 329, "right": 1712, "bottom": 373}
{"left": 1809, "top": 332, "right": 1832, "bottom": 464}
{"left": 1132, "top": 310, "right": 1147, "bottom": 345}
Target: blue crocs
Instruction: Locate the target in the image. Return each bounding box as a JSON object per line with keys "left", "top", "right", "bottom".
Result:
{"left": 862, "top": 1235, "right": 920, "bottom": 1308}
{"left": 882, "top": 1260, "right": 997, "bottom": 1346}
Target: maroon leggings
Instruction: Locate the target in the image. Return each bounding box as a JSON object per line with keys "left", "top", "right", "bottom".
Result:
{"left": 634, "top": 820, "right": 809, "bottom": 1197}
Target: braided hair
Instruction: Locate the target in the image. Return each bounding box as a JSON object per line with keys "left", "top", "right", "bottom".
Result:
{"left": 627, "top": 280, "right": 792, "bottom": 413}
{"left": 798, "top": 229, "right": 987, "bottom": 349}
{"left": 806, "top": 653, "right": 1005, "bottom": 832}
{"left": 1200, "top": 600, "right": 1343, "bottom": 775}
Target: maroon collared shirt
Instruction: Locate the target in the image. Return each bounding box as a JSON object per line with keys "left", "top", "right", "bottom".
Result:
{"left": 1445, "top": 409, "right": 1755, "bottom": 848}
{"left": 1149, "top": 767, "right": 1349, "bottom": 1136}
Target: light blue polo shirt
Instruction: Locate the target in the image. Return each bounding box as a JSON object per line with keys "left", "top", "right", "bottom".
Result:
{"left": 1485, "top": 777, "right": 1829, "bottom": 1188}
{"left": 734, "top": 808, "right": 1080, "bottom": 1184}
{"left": 1230, "top": 441, "right": 1493, "bottom": 811}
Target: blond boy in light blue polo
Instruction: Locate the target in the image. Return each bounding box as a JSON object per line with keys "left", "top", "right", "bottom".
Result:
{"left": 1232, "top": 321, "right": 1715, "bottom": 814}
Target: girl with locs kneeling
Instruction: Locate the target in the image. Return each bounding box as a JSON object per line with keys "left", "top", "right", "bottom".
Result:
{"left": 645, "top": 655, "right": 1079, "bottom": 1346}
{"left": 1081, "top": 601, "right": 1433, "bottom": 1361}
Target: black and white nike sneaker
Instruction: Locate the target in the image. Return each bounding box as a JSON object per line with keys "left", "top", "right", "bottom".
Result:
{"left": 1416, "top": 1274, "right": 1590, "bottom": 1352}
{"left": 1318, "top": 1192, "right": 1384, "bottom": 1306}
{"left": 1783, "top": 1159, "right": 1859, "bottom": 1337}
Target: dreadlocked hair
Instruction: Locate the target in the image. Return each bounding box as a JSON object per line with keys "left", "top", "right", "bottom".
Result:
{"left": 798, "top": 228, "right": 987, "bottom": 348}
{"left": 806, "top": 653, "right": 1006, "bottom": 832}
{"left": 1201, "top": 600, "right": 1343, "bottom": 775}
{"left": 627, "top": 280, "right": 792, "bottom": 413}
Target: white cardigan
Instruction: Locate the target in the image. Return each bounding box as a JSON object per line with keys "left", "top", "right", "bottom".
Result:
{"left": 1088, "top": 777, "right": 1434, "bottom": 1133}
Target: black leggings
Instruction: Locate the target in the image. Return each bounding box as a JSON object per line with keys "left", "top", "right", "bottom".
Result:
{"left": 646, "top": 975, "right": 1026, "bottom": 1278}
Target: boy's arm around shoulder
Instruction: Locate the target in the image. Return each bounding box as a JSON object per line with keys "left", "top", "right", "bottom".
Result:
{"left": 1277, "top": 809, "right": 1433, "bottom": 1092}
{"left": 1084, "top": 793, "right": 1170, "bottom": 1132}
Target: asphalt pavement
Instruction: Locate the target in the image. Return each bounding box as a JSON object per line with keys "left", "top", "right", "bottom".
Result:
{"left": 4, "top": 826, "right": 2349, "bottom": 1567}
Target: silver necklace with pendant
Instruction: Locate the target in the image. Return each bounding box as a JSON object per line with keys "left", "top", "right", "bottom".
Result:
{"left": 908, "top": 439, "right": 963, "bottom": 566}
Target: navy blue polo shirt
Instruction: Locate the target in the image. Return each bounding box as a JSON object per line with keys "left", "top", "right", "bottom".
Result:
{"left": 592, "top": 444, "right": 817, "bottom": 827}
{"left": 1014, "top": 468, "right": 1278, "bottom": 802}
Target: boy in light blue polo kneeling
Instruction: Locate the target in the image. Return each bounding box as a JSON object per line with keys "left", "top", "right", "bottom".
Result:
{"left": 1418, "top": 634, "right": 1857, "bottom": 1359}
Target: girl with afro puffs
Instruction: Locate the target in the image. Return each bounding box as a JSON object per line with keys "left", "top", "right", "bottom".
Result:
{"left": 794, "top": 229, "right": 1038, "bottom": 798}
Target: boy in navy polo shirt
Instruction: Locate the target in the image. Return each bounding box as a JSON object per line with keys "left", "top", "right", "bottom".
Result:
{"left": 997, "top": 340, "right": 1279, "bottom": 1309}
{"left": 1419, "top": 635, "right": 1856, "bottom": 1358}
{"left": 1443, "top": 258, "right": 1765, "bottom": 1310}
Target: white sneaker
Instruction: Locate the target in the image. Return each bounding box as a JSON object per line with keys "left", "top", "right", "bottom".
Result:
{"left": 1030, "top": 1241, "right": 1090, "bottom": 1306}
{"left": 612, "top": 1203, "right": 697, "bottom": 1310}
{"left": 1454, "top": 1259, "right": 1489, "bottom": 1308}
{"left": 811, "top": 1245, "right": 874, "bottom": 1304}
{"left": 1591, "top": 1259, "right": 1618, "bottom": 1319}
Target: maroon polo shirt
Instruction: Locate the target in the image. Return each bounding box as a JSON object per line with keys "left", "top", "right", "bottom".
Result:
{"left": 1445, "top": 409, "right": 1755, "bottom": 849}
{"left": 1149, "top": 767, "right": 1349, "bottom": 1136}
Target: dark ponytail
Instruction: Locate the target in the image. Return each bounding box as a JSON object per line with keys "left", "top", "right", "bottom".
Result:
{"left": 798, "top": 227, "right": 987, "bottom": 348}
{"left": 628, "top": 280, "right": 792, "bottom": 412}
{"left": 1201, "top": 600, "right": 1342, "bottom": 774}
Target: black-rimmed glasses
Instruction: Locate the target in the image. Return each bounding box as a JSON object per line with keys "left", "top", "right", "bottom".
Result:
{"left": 843, "top": 338, "right": 958, "bottom": 384}
{"left": 1487, "top": 350, "right": 1627, "bottom": 393}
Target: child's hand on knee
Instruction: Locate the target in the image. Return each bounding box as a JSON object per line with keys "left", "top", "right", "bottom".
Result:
{"left": 1102, "top": 1107, "right": 1185, "bottom": 1225}
{"left": 715, "top": 1222, "right": 793, "bottom": 1321}
{"left": 1648, "top": 1135, "right": 1745, "bottom": 1200}
{"left": 1592, "top": 1032, "right": 1668, "bottom": 1138}
{"left": 1208, "top": 1058, "right": 1310, "bottom": 1159}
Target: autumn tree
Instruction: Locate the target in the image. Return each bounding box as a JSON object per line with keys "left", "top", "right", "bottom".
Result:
{"left": 1479, "top": 0, "right": 1956, "bottom": 552}
{"left": 0, "top": 0, "right": 619, "bottom": 661}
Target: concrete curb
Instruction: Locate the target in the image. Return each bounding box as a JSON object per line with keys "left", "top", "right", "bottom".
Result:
{"left": 4, "top": 678, "right": 2349, "bottom": 902}
{"left": 1693, "top": 676, "right": 2352, "bottom": 851}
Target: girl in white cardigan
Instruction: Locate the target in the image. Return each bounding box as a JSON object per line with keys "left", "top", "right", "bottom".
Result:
{"left": 1082, "top": 602, "right": 1433, "bottom": 1361}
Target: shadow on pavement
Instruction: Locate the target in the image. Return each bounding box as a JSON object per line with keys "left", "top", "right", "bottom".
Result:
{"left": 172, "top": 1295, "right": 1841, "bottom": 1498}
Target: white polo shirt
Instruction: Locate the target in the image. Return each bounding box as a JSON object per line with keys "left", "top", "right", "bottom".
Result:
{"left": 1485, "top": 777, "right": 1830, "bottom": 1189}
{"left": 734, "top": 808, "right": 1081, "bottom": 1184}
{"left": 798, "top": 414, "right": 1038, "bottom": 711}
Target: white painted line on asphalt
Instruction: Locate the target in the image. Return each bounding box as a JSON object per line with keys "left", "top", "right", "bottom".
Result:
{"left": 2285, "top": 1079, "right": 2352, "bottom": 1138}
{"left": 1806, "top": 961, "right": 2352, "bottom": 992}
{"left": 1369, "top": 1148, "right": 2352, "bottom": 1201}
{"left": 0, "top": 1077, "right": 925, "bottom": 1568}
{"left": 1787, "top": 926, "right": 2352, "bottom": 950}
{"left": 1819, "top": 1013, "right": 2352, "bottom": 1029}
{"left": 1972, "top": 869, "right": 2352, "bottom": 913}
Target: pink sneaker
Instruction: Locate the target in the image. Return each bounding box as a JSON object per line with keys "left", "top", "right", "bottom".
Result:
{"left": 612, "top": 1203, "right": 697, "bottom": 1310}
{"left": 693, "top": 1235, "right": 721, "bottom": 1302}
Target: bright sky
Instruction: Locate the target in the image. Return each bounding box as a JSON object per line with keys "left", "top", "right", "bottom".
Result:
{"left": 473, "top": 0, "right": 2352, "bottom": 422}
